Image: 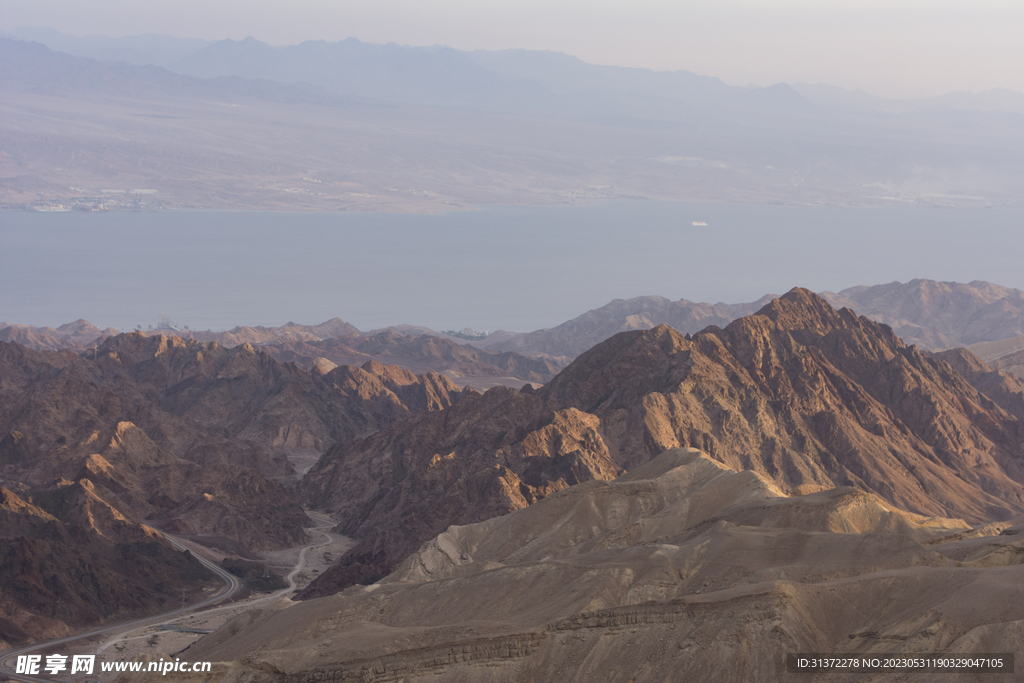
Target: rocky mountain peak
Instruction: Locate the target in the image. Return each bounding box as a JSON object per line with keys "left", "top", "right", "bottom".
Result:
{"left": 55, "top": 319, "right": 101, "bottom": 335}
{"left": 750, "top": 287, "right": 854, "bottom": 335}
{"left": 299, "top": 289, "right": 1024, "bottom": 596}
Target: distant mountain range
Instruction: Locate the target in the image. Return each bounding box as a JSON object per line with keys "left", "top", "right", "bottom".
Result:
{"left": 3, "top": 33, "right": 1022, "bottom": 211}
{"left": 821, "top": 280, "right": 1024, "bottom": 349}
{"left": 8, "top": 28, "right": 1024, "bottom": 115}
{"left": 6, "top": 279, "right": 1023, "bottom": 382}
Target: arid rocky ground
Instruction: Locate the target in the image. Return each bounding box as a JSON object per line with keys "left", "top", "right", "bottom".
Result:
{"left": 299, "top": 289, "right": 1024, "bottom": 593}
{"left": 118, "top": 450, "right": 1024, "bottom": 683}
{"left": 5, "top": 286, "right": 1024, "bottom": 682}
{"left": 0, "top": 334, "right": 466, "bottom": 646}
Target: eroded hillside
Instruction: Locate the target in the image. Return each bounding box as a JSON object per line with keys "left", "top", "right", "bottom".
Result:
{"left": 163, "top": 449, "right": 1024, "bottom": 683}
{"left": 300, "top": 289, "right": 1024, "bottom": 594}
{"left": 0, "top": 333, "right": 468, "bottom": 646}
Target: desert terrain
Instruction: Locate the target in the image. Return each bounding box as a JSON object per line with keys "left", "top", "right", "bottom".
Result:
{"left": 3, "top": 25, "right": 1024, "bottom": 683}
{"left": 116, "top": 449, "right": 1024, "bottom": 682}
{"left": 4, "top": 290, "right": 1024, "bottom": 682}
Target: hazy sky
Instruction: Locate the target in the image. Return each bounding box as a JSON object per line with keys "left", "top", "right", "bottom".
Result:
{"left": 2, "top": 0, "right": 1023, "bottom": 98}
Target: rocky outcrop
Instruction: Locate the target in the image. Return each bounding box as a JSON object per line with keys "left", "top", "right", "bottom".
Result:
{"left": 300, "top": 288, "right": 1024, "bottom": 595}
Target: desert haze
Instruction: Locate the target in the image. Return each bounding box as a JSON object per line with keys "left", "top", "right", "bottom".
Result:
{"left": 2, "top": 34, "right": 1023, "bottom": 212}
{"left": 3, "top": 15, "right": 1024, "bottom": 683}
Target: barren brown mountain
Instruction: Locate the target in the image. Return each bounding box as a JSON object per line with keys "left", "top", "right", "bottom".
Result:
{"left": 992, "top": 349, "right": 1024, "bottom": 380}
{"left": 486, "top": 280, "right": 1024, "bottom": 362}
{"left": 0, "top": 484, "right": 217, "bottom": 649}
{"left": 0, "top": 320, "right": 559, "bottom": 387}
{"left": 262, "top": 330, "right": 563, "bottom": 386}
{"left": 169, "top": 449, "right": 1024, "bottom": 683}
{"left": 483, "top": 294, "right": 775, "bottom": 361}
{"left": 0, "top": 333, "right": 468, "bottom": 643}
{"left": 822, "top": 279, "right": 1024, "bottom": 350}
{"left": 0, "top": 320, "right": 119, "bottom": 353}
{"left": 300, "top": 288, "right": 1024, "bottom": 595}
{"left": 932, "top": 348, "right": 1024, "bottom": 423}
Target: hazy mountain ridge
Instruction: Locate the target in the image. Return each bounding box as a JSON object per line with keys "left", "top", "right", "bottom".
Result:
{"left": 7, "top": 279, "right": 1024, "bottom": 384}
{"left": 4, "top": 36, "right": 1023, "bottom": 211}
{"left": 261, "top": 331, "right": 564, "bottom": 386}
{"left": 0, "top": 319, "right": 119, "bottom": 352}
{"left": 822, "top": 279, "right": 1024, "bottom": 350}
{"left": 0, "top": 37, "right": 345, "bottom": 106}
{"left": 298, "top": 289, "right": 1024, "bottom": 594}
{"left": 8, "top": 30, "right": 1022, "bottom": 115}
{"left": 484, "top": 294, "right": 778, "bottom": 360}
{"left": 167, "top": 37, "right": 557, "bottom": 112}
{"left": 3, "top": 28, "right": 213, "bottom": 67}
{"left": 486, "top": 279, "right": 1024, "bottom": 364}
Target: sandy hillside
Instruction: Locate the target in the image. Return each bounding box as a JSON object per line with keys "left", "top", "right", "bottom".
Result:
{"left": 131, "top": 449, "right": 1024, "bottom": 683}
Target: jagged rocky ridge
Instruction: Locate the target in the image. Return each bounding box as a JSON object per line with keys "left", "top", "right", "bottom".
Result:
{"left": 300, "top": 288, "right": 1024, "bottom": 595}
{"left": 483, "top": 293, "right": 776, "bottom": 360}
{"left": 0, "top": 319, "right": 564, "bottom": 386}
{"left": 261, "top": 329, "right": 563, "bottom": 384}
{"left": 0, "top": 332, "right": 469, "bottom": 645}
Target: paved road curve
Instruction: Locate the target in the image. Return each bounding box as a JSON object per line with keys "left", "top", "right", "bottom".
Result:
{"left": 1, "top": 536, "right": 243, "bottom": 683}
{"left": 93, "top": 513, "right": 336, "bottom": 654}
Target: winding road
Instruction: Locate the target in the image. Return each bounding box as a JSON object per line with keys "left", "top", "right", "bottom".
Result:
{"left": 0, "top": 515, "right": 336, "bottom": 682}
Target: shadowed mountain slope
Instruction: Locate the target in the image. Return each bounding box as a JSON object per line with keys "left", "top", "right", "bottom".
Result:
{"left": 990, "top": 348, "right": 1024, "bottom": 380}
{"left": 84, "top": 332, "right": 468, "bottom": 458}
{"left": 931, "top": 348, "right": 1024, "bottom": 422}
{"left": 0, "top": 484, "right": 216, "bottom": 649}
{"left": 176, "top": 449, "right": 1023, "bottom": 683}
{"left": 300, "top": 288, "right": 1024, "bottom": 595}
{"left": 0, "top": 334, "right": 469, "bottom": 642}
{"left": 262, "top": 330, "right": 563, "bottom": 384}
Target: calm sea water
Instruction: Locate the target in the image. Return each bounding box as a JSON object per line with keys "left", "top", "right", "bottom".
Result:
{"left": 2, "top": 202, "right": 1021, "bottom": 333}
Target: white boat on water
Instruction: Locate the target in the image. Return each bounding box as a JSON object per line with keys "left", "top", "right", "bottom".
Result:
{"left": 692, "top": 221, "right": 708, "bottom": 226}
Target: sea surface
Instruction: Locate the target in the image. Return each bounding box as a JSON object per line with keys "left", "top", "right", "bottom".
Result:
{"left": 2, "top": 201, "right": 1022, "bottom": 333}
